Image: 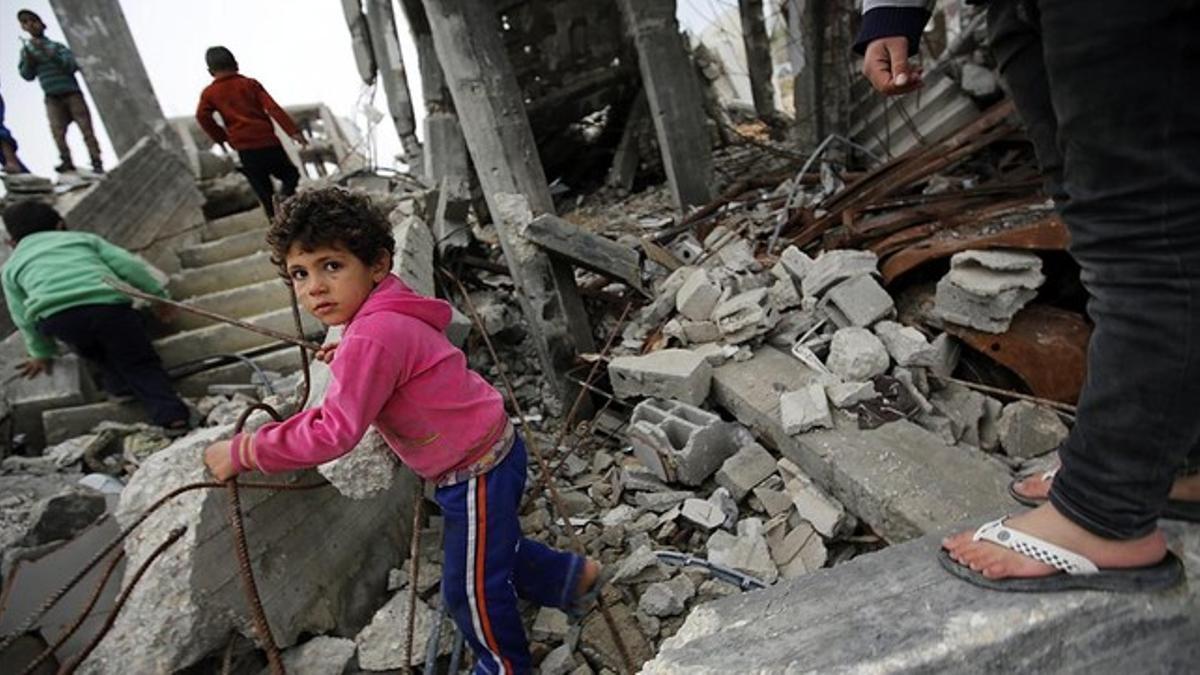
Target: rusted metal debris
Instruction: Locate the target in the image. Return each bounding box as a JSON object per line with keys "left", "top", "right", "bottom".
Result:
{"left": 942, "top": 304, "right": 1089, "bottom": 405}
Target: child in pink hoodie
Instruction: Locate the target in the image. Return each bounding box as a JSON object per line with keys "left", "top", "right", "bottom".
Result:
{"left": 203, "top": 188, "right": 600, "bottom": 674}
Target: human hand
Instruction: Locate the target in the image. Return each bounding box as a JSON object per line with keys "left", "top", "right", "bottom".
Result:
{"left": 862, "top": 36, "right": 923, "bottom": 96}
{"left": 314, "top": 341, "right": 339, "bottom": 364}
{"left": 17, "top": 358, "right": 51, "bottom": 379}
{"left": 204, "top": 440, "right": 239, "bottom": 481}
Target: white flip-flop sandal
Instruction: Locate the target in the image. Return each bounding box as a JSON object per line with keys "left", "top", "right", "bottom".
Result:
{"left": 938, "top": 517, "right": 1183, "bottom": 593}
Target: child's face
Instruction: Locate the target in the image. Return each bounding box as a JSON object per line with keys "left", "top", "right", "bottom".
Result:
{"left": 285, "top": 242, "right": 389, "bottom": 326}
{"left": 19, "top": 15, "right": 45, "bottom": 37}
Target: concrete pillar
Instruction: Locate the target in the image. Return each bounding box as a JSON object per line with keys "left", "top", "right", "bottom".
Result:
{"left": 616, "top": 0, "right": 714, "bottom": 212}
{"left": 738, "top": 0, "right": 777, "bottom": 121}
{"left": 399, "top": 0, "right": 470, "bottom": 190}
{"left": 341, "top": 0, "right": 377, "bottom": 85}
{"left": 363, "top": 0, "right": 423, "bottom": 174}
{"left": 421, "top": 0, "right": 596, "bottom": 405}
{"left": 48, "top": 0, "right": 167, "bottom": 159}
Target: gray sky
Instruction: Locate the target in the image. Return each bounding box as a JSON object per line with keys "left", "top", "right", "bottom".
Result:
{"left": 1, "top": 0, "right": 717, "bottom": 177}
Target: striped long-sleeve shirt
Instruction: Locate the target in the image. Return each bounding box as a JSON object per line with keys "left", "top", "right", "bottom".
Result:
{"left": 18, "top": 37, "right": 81, "bottom": 96}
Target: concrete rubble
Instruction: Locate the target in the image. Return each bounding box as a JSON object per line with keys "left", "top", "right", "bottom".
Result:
{"left": 6, "top": 4, "right": 1186, "bottom": 672}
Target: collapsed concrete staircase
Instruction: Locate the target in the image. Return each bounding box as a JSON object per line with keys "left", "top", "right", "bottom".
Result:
{"left": 41, "top": 208, "right": 324, "bottom": 444}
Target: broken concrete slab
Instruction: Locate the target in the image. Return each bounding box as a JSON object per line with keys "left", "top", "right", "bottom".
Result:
{"left": 825, "top": 380, "right": 877, "bottom": 409}
{"left": 389, "top": 212, "right": 436, "bottom": 297}
{"left": 822, "top": 275, "right": 894, "bottom": 328}
{"left": 778, "top": 461, "right": 850, "bottom": 539}
{"left": 9, "top": 354, "right": 93, "bottom": 449}
{"left": 580, "top": 601, "right": 654, "bottom": 672}
{"left": 997, "top": 400, "right": 1069, "bottom": 459}
{"left": 627, "top": 398, "right": 735, "bottom": 486}
{"left": 641, "top": 522, "right": 1200, "bottom": 674}
{"left": 930, "top": 382, "right": 988, "bottom": 446}
{"left": 766, "top": 519, "right": 826, "bottom": 579}
{"left": 527, "top": 214, "right": 645, "bottom": 294}
{"left": 80, "top": 426, "right": 419, "bottom": 673}
{"left": 715, "top": 443, "right": 776, "bottom": 502}
{"left": 777, "top": 245, "right": 814, "bottom": 283}
{"left": 0, "top": 474, "right": 106, "bottom": 576}
{"left": 354, "top": 589, "right": 447, "bottom": 670}
{"left": 532, "top": 607, "right": 571, "bottom": 642}
{"left": 780, "top": 385, "right": 833, "bottom": 435}
{"left": 705, "top": 518, "right": 777, "bottom": 585}
{"left": 712, "top": 288, "right": 778, "bottom": 344}
{"left": 639, "top": 574, "right": 696, "bottom": 617}
{"left": 610, "top": 350, "right": 712, "bottom": 407}
{"left": 680, "top": 498, "right": 726, "bottom": 530}
{"left": 873, "top": 320, "right": 936, "bottom": 367}
{"left": 711, "top": 347, "right": 1014, "bottom": 543}
{"left": 825, "top": 327, "right": 890, "bottom": 382}
{"left": 934, "top": 278, "right": 1038, "bottom": 333}
{"left": 801, "top": 250, "right": 878, "bottom": 299}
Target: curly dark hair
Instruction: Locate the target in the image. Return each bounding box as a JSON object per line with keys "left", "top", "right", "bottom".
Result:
{"left": 266, "top": 187, "right": 395, "bottom": 280}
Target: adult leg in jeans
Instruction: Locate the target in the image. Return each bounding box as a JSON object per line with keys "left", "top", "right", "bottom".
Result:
{"left": 65, "top": 92, "right": 102, "bottom": 170}
{"left": 44, "top": 94, "right": 73, "bottom": 169}
{"left": 985, "top": 0, "right": 1064, "bottom": 203}
{"left": 944, "top": 0, "right": 1200, "bottom": 582}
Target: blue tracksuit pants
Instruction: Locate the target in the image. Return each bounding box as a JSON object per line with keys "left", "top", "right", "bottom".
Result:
{"left": 436, "top": 433, "right": 584, "bottom": 675}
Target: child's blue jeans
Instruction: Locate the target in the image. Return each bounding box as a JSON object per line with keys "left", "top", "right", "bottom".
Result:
{"left": 436, "top": 433, "right": 584, "bottom": 675}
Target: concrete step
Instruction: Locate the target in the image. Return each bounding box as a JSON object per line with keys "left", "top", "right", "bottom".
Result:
{"left": 711, "top": 346, "right": 1013, "bottom": 544}
{"left": 168, "top": 250, "right": 276, "bottom": 299}
{"left": 643, "top": 522, "right": 1200, "bottom": 674}
{"left": 42, "top": 347, "right": 308, "bottom": 444}
{"left": 202, "top": 208, "right": 269, "bottom": 242}
{"left": 168, "top": 279, "right": 294, "bottom": 333}
{"left": 153, "top": 307, "right": 324, "bottom": 369}
{"left": 179, "top": 227, "right": 270, "bottom": 269}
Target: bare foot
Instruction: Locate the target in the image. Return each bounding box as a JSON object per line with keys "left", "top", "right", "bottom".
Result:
{"left": 575, "top": 558, "right": 601, "bottom": 599}
{"left": 941, "top": 503, "right": 1167, "bottom": 580}
{"left": 1012, "top": 464, "right": 1200, "bottom": 504}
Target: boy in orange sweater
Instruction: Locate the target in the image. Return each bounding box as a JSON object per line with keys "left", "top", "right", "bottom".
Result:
{"left": 195, "top": 46, "right": 305, "bottom": 219}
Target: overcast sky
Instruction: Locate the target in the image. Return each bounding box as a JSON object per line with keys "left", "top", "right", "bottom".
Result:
{"left": 1, "top": 0, "right": 719, "bottom": 177}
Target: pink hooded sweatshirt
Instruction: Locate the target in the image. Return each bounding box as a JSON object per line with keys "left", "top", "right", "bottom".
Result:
{"left": 229, "top": 275, "right": 507, "bottom": 482}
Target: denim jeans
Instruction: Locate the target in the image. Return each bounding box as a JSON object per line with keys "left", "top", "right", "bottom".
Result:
{"left": 987, "top": 0, "right": 1200, "bottom": 539}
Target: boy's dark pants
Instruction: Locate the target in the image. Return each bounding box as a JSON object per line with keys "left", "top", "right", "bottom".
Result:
{"left": 237, "top": 145, "right": 300, "bottom": 219}
{"left": 38, "top": 303, "right": 189, "bottom": 427}
{"left": 437, "top": 434, "right": 584, "bottom": 674}
{"left": 988, "top": 0, "right": 1200, "bottom": 539}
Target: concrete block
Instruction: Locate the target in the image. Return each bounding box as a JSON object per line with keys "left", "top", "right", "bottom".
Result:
{"left": 639, "top": 575, "right": 695, "bottom": 617}
{"left": 609, "top": 349, "right": 712, "bottom": 406}
{"left": 10, "top": 354, "right": 94, "bottom": 449}
{"left": 802, "top": 250, "right": 878, "bottom": 299}
{"left": 680, "top": 320, "right": 721, "bottom": 344}
{"left": 780, "top": 385, "right": 833, "bottom": 434}
{"left": 997, "top": 400, "right": 1069, "bottom": 459}
{"left": 268, "top": 637, "right": 356, "bottom": 675}
{"left": 675, "top": 268, "right": 721, "bottom": 321}
{"left": 389, "top": 213, "right": 436, "bottom": 297}
{"left": 752, "top": 485, "right": 794, "bottom": 518}
{"left": 822, "top": 275, "right": 895, "bottom": 328}
{"left": 0, "top": 474, "right": 106, "bottom": 574}
{"left": 933, "top": 252, "right": 1043, "bottom": 334}
{"left": 778, "top": 465, "right": 850, "bottom": 538}
{"left": 930, "top": 382, "right": 988, "bottom": 446}
{"left": 627, "top": 398, "right": 735, "bottom": 485}
{"left": 705, "top": 518, "right": 778, "bottom": 585}
{"left": 81, "top": 426, "right": 419, "bottom": 673}
{"left": 768, "top": 276, "right": 801, "bottom": 312}
{"left": 715, "top": 442, "right": 777, "bottom": 501}
{"left": 712, "top": 288, "right": 778, "bottom": 343}
{"left": 777, "top": 245, "right": 814, "bottom": 282}
{"left": 825, "top": 327, "right": 890, "bottom": 381}
{"left": 680, "top": 497, "right": 726, "bottom": 530}
{"left": 355, "top": 589, "right": 448, "bottom": 669}
{"left": 710, "top": 347, "right": 1015, "bottom": 543}
{"left": 825, "top": 381, "right": 877, "bottom": 409}
{"left": 640, "top": 522, "right": 1200, "bottom": 674}
{"left": 873, "top": 320, "right": 937, "bottom": 366}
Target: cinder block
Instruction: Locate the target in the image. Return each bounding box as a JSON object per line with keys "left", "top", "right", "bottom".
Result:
{"left": 675, "top": 268, "right": 722, "bottom": 321}
{"left": 628, "top": 398, "right": 736, "bottom": 486}
{"left": 609, "top": 349, "right": 712, "bottom": 406}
